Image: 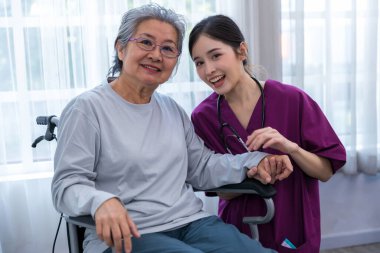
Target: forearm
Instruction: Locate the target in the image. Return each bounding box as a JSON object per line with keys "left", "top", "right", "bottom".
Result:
{"left": 289, "top": 145, "right": 333, "bottom": 181}
{"left": 52, "top": 180, "right": 116, "bottom": 217}
{"left": 187, "top": 148, "right": 268, "bottom": 190}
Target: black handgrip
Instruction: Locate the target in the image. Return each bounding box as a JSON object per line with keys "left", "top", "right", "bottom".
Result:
{"left": 32, "top": 115, "right": 58, "bottom": 147}
{"left": 36, "top": 116, "right": 50, "bottom": 125}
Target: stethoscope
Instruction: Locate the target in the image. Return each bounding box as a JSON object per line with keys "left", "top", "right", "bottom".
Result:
{"left": 217, "top": 76, "right": 265, "bottom": 154}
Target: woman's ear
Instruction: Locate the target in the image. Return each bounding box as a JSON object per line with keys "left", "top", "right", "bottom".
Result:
{"left": 116, "top": 41, "right": 125, "bottom": 61}
{"left": 238, "top": 41, "right": 248, "bottom": 61}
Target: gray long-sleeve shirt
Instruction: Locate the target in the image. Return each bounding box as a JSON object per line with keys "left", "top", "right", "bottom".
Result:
{"left": 51, "top": 80, "right": 267, "bottom": 252}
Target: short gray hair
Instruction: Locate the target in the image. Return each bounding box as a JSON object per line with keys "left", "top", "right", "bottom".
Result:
{"left": 108, "top": 3, "right": 186, "bottom": 77}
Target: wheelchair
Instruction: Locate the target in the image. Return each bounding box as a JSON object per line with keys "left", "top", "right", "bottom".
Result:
{"left": 32, "top": 115, "right": 276, "bottom": 253}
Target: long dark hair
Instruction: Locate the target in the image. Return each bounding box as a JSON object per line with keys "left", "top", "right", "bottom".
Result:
{"left": 189, "top": 15, "right": 249, "bottom": 69}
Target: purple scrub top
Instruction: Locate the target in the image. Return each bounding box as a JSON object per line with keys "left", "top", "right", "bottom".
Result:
{"left": 191, "top": 79, "right": 346, "bottom": 253}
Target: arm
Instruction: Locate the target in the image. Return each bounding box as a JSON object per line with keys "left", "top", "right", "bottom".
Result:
{"left": 51, "top": 107, "right": 115, "bottom": 216}
{"left": 246, "top": 127, "right": 333, "bottom": 181}
{"left": 51, "top": 105, "right": 138, "bottom": 253}
{"left": 219, "top": 154, "right": 293, "bottom": 200}
{"left": 245, "top": 84, "right": 347, "bottom": 181}
{"left": 184, "top": 108, "right": 292, "bottom": 189}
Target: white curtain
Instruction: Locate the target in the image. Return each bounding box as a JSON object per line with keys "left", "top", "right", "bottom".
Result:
{"left": 280, "top": 0, "right": 380, "bottom": 174}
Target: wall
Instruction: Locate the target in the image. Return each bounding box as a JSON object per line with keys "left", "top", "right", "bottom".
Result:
{"left": 0, "top": 177, "right": 68, "bottom": 253}
{"left": 320, "top": 172, "right": 380, "bottom": 249}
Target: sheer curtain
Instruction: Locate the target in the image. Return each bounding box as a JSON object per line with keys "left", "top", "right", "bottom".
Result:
{"left": 280, "top": 0, "right": 380, "bottom": 174}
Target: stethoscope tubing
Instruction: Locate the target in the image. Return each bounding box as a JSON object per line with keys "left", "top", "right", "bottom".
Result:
{"left": 217, "top": 76, "right": 265, "bottom": 153}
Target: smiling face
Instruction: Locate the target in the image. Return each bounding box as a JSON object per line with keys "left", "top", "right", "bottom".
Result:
{"left": 191, "top": 35, "right": 247, "bottom": 95}
{"left": 117, "top": 19, "right": 179, "bottom": 89}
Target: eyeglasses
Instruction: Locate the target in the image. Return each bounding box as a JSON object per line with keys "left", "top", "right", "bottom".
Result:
{"left": 128, "top": 37, "right": 180, "bottom": 58}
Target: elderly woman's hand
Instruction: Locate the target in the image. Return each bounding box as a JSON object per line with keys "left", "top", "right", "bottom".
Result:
{"left": 246, "top": 155, "right": 293, "bottom": 184}
{"left": 95, "top": 198, "right": 140, "bottom": 253}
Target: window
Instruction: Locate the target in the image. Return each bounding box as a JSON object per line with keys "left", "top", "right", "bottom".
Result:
{"left": 281, "top": 0, "right": 380, "bottom": 174}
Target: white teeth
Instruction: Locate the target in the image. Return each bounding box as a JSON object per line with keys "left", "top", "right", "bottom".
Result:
{"left": 143, "top": 65, "right": 160, "bottom": 71}
{"left": 209, "top": 75, "right": 224, "bottom": 83}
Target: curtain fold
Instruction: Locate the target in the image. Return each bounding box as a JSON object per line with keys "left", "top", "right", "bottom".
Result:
{"left": 219, "top": 0, "right": 282, "bottom": 80}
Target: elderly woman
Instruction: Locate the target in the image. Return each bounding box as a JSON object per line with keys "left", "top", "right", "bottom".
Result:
{"left": 51, "top": 4, "right": 292, "bottom": 253}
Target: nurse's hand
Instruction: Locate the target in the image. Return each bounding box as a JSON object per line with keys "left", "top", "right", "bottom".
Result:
{"left": 246, "top": 127, "right": 299, "bottom": 155}
{"left": 95, "top": 198, "right": 140, "bottom": 253}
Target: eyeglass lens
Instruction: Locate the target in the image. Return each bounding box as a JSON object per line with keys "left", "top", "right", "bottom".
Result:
{"left": 130, "top": 37, "right": 179, "bottom": 58}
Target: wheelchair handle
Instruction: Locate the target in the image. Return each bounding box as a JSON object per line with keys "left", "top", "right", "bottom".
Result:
{"left": 36, "top": 115, "right": 59, "bottom": 127}
{"left": 32, "top": 115, "right": 59, "bottom": 148}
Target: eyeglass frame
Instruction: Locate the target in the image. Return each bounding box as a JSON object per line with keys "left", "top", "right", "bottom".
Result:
{"left": 128, "top": 37, "right": 180, "bottom": 58}
{"left": 217, "top": 76, "right": 265, "bottom": 154}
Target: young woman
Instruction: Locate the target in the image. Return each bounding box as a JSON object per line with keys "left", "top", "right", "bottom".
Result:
{"left": 51, "top": 5, "right": 293, "bottom": 253}
{"left": 189, "top": 15, "right": 346, "bottom": 253}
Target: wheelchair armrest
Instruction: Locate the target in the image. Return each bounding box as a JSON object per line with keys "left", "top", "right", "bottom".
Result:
{"left": 65, "top": 215, "right": 96, "bottom": 229}
{"left": 195, "top": 178, "right": 276, "bottom": 199}
{"left": 65, "top": 215, "right": 95, "bottom": 253}
{"left": 195, "top": 178, "right": 276, "bottom": 241}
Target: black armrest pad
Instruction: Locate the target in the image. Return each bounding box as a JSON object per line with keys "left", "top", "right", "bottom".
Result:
{"left": 65, "top": 215, "right": 96, "bottom": 229}
{"left": 195, "top": 178, "right": 276, "bottom": 199}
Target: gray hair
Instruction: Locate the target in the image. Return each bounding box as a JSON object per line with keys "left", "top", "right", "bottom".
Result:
{"left": 108, "top": 3, "right": 186, "bottom": 77}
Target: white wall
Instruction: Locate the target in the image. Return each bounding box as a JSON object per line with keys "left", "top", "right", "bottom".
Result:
{"left": 320, "top": 172, "right": 380, "bottom": 249}
{"left": 0, "top": 178, "right": 68, "bottom": 253}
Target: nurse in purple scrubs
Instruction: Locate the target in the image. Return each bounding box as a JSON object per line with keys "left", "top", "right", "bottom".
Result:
{"left": 189, "top": 15, "right": 346, "bottom": 253}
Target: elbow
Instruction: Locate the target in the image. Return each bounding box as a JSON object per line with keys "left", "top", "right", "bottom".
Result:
{"left": 51, "top": 186, "right": 63, "bottom": 212}
{"left": 318, "top": 169, "right": 333, "bottom": 182}
{"left": 319, "top": 174, "right": 332, "bottom": 182}
{"left": 317, "top": 159, "right": 334, "bottom": 182}
{"left": 51, "top": 179, "right": 67, "bottom": 213}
